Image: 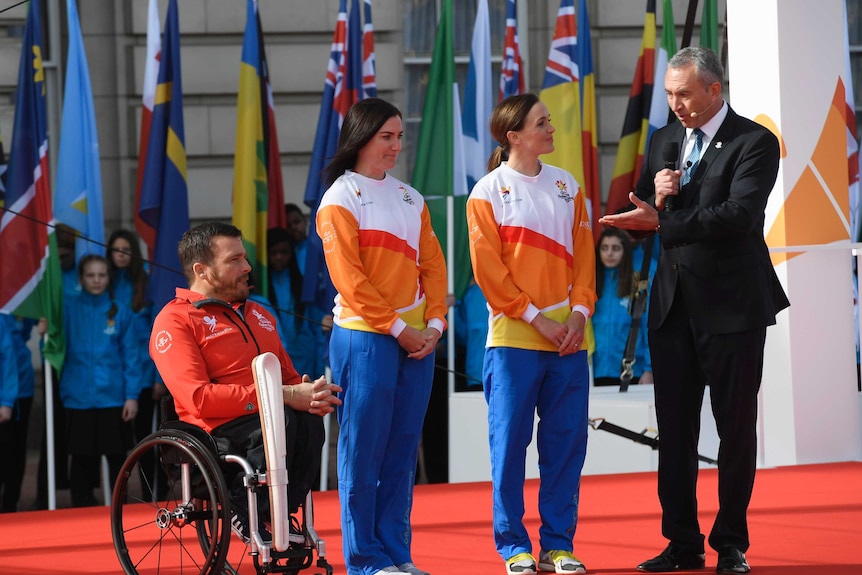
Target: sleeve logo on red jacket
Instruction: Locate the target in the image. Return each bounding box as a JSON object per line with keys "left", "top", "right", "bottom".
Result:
{"left": 251, "top": 309, "right": 275, "bottom": 332}
{"left": 154, "top": 330, "right": 173, "bottom": 354}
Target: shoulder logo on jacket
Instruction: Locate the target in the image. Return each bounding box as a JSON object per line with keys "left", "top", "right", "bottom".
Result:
{"left": 251, "top": 309, "right": 275, "bottom": 332}
{"left": 154, "top": 329, "right": 173, "bottom": 354}
{"left": 400, "top": 185, "right": 414, "bottom": 205}
{"left": 555, "top": 180, "right": 573, "bottom": 203}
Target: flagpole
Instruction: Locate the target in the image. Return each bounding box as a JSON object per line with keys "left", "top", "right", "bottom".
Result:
{"left": 44, "top": 0, "right": 63, "bottom": 512}
{"left": 446, "top": 195, "right": 455, "bottom": 396}
{"left": 43, "top": 350, "right": 56, "bottom": 510}
{"left": 681, "top": 0, "right": 700, "bottom": 48}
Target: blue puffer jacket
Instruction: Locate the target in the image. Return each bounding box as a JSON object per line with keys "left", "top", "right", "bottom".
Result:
{"left": 112, "top": 269, "right": 157, "bottom": 389}
{"left": 11, "top": 316, "right": 36, "bottom": 399}
{"left": 591, "top": 267, "right": 651, "bottom": 379}
{"left": 59, "top": 291, "right": 142, "bottom": 409}
{"left": 0, "top": 315, "right": 19, "bottom": 409}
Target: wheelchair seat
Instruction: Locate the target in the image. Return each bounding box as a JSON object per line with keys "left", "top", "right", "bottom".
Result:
{"left": 110, "top": 394, "right": 332, "bottom": 575}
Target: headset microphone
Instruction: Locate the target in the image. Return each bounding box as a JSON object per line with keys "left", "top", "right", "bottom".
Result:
{"left": 689, "top": 99, "right": 716, "bottom": 119}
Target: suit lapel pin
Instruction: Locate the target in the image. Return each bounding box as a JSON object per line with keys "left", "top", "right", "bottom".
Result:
{"left": 715, "top": 141, "right": 723, "bottom": 149}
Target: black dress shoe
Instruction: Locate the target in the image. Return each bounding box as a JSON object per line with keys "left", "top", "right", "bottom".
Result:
{"left": 716, "top": 547, "right": 750, "bottom": 574}
{"left": 637, "top": 543, "right": 706, "bottom": 572}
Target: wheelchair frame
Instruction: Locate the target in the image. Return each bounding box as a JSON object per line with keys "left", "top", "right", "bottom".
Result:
{"left": 110, "top": 405, "right": 333, "bottom": 575}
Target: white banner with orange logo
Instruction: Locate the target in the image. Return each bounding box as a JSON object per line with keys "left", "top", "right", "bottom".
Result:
{"left": 728, "top": 0, "right": 862, "bottom": 466}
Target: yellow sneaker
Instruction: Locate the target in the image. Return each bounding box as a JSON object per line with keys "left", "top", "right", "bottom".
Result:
{"left": 538, "top": 550, "right": 586, "bottom": 574}
{"left": 506, "top": 552, "right": 537, "bottom": 575}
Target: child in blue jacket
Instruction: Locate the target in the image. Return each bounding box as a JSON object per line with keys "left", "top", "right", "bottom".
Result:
{"left": 0, "top": 314, "right": 36, "bottom": 512}
{"left": 591, "top": 228, "right": 653, "bottom": 386}
{"left": 60, "top": 255, "right": 142, "bottom": 507}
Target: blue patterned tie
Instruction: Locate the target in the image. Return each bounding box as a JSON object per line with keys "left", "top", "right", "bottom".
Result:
{"left": 682, "top": 128, "right": 704, "bottom": 186}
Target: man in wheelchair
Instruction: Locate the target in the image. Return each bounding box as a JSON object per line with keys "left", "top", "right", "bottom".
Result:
{"left": 149, "top": 221, "right": 341, "bottom": 545}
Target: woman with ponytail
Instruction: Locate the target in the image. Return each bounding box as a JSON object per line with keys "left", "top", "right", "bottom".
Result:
{"left": 466, "top": 93, "right": 596, "bottom": 575}
{"left": 60, "top": 254, "right": 142, "bottom": 507}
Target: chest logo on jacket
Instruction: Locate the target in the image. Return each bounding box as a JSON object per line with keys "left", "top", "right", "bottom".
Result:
{"left": 202, "top": 315, "right": 232, "bottom": 341}
{"left": 400, "top": 186, "right": 415, "bottom": 205}
{"left": 356, "top": 188, "right": 373, "bottom": 207}
{"left": 555, "top": 180, "right": 573, "bottom": 203}
{"left": 104, "top": 318, "right": 116, "bottom": 336}
{"left": 499, "top": 186, "right": 519, "bottom": 205}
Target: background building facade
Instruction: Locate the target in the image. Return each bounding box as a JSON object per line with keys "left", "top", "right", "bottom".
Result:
{"left": 7, "top": 0, "right": 859, "bottom": 239}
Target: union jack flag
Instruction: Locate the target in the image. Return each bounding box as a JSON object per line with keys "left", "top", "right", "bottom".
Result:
{"left": 543, "top": 0, "right": 578, "bottom": 88}
{"left": 499, "top": 0, "right": 524, "bottom": 101}
{"left": 361, "top": 0, "right": 377, "bottom": 98}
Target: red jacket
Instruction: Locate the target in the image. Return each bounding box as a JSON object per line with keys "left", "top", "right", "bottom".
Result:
{"left": 150, "top": 288, "right": 300, "bottom": 432}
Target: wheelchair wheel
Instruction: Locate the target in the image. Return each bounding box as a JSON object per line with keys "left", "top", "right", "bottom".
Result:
{"left": 111, "top": 429, "right": 232, "bottom": 575}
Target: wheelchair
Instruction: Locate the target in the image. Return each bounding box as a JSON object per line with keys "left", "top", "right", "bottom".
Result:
{"left": 110, "top": 396, "right": 333, "bottom": 575}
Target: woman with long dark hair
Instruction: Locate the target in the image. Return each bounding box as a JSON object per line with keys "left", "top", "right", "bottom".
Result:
{"left": 107, "top": 229, "right": 166, "bottom": 494}
{"left": 591, "top": 227, "right": 653, "bottom": 386}
{"left": 316, "top": 98, "right": 447, "bottom": 575}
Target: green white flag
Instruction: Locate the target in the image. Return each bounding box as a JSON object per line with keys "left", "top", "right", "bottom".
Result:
{"left": 411, "top": 0, "right": 469, "bottom": 299}
{"left": 700, "top": 0, "right": 718, "bottom": 53}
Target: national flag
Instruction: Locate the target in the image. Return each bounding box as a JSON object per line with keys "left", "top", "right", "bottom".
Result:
{"left": 302, "top": 0, "right": 355, "bottom": 311}
{"left": 648, "top": 0, "right": 677, "bottom": 141}
{"left": 55, "top": 0, "right": 105, "bottom": 263}
{"left": 257, "top": 5, "right": 286, "bottom": 231}
{"left": 361, "top": 0, "right": 377, "bottom": 99}
{"left": 463, "top": 0, "right": 493, "bottom": 193}
{"left": 846, "top": 4, "right": 862, "bottom": 245}
{"left": 577, "top": 0, "right": 600, "bottom": 241}
{"left": 412, "top": 0, "right": 469, "bottom": 300}
{"left": 232, "top": 0, "right": 280, "bottom": 297}
{"left": 340, "top": 0, "right": 363, "bottom": 117}
{"left": 700, "top": 0, "right": 718, "bottom": 53}
{"left": 605, "top": 0, "right": 657, "bottom": 217}
{"left": 540, "top": 0, "right": 585, "bottom": 197}
{"left": 0, "top": 0, "right": 64, "bottom": 372}
{"left": 138, "top": 0, "right": 189, "bottom": 314}
{"left": 134, "top": 0, "right": 160, "bottom": 256}
{"left": 843, "top": 2, "right": 862, "bottom": 355}
{"left": 499, "top": 0, "right": 525, "bottom": 101}
{"left": 0, "top": 130, "right": 7, "bottom": 205}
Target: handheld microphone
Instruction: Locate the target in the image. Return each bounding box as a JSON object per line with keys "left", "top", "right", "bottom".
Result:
{"left": 662, "top": 141, "right": 680, "bottom": 212}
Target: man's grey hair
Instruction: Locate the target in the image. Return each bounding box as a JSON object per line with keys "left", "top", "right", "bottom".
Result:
{"left": 668, "top": 46, "right": 724, "bottom": 88}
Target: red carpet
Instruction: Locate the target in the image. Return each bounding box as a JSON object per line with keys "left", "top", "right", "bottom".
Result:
{"left": 1, "top": 462, "right": 859, "bottom": 574}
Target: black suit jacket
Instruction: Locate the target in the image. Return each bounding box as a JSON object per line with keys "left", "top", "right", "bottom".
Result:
{"left": 634, "top": 106, "right": 790, "bottom": 334}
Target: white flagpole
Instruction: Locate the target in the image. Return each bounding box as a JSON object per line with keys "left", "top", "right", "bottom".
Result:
{"left": 43, "top": 351, "right": 56, "bottom": 510}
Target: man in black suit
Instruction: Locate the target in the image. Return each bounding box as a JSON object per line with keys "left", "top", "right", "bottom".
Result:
{"left": 599, "top": 46, "right": 790, "bottom": 574}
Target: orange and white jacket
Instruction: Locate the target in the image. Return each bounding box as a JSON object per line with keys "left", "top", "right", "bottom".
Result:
{"left": 316, "top": 170, "right": 448, "bottom": 337}
{"left": 466, "top": 162, "right": 596, "bottom": 352}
